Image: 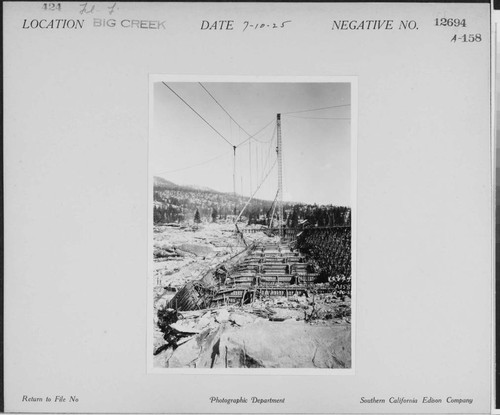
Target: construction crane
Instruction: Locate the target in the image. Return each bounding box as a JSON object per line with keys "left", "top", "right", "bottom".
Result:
{"left": 277, "top": 113, "right": 283, "bottom": 240}
{"left": 235, "top": 113, "right": 284, "bottom": 243}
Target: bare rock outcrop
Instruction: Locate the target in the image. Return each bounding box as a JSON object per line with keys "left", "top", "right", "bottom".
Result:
{"left": 164, "top": 320, "right": 351, "bottom": 369}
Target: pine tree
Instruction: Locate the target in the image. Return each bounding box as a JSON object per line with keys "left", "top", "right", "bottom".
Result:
{"left": 291, "top": 209, "right": 299, "bottom": 228}
{"left": 194, "top": 209, "right": 201, "bottom": 224}
{"left": 154, "top": 206, "right": 162, "bottom": 224}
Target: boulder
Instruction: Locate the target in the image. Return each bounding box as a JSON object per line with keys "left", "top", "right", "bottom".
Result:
{"left": 166, "top": 336, "right": 202, "bottom": 368}
{"left": 230, "top": 312, "right": 257, "bottom": 326}
{"left": 196, "top": 312, "right": 214, "bottom": 330}
{"left": 220, "top": 321, "right": 351, "bottom": 368}
{"left": 160, "top": 314, "right": 351, "bottom": 369}
{"left": 153, "top": 346, "right": 174, "bottom": 368}
{"left": 170, "top": 320, "right": 201, "bottom": 334}
{"left": 215, "top": 309, "right": 230, "bottom": 323}
{"left": 267, "top": 308, "right": 304, "bottom": 321}
{"left": 178, "top": 243, "right": 215, "bottom": 257}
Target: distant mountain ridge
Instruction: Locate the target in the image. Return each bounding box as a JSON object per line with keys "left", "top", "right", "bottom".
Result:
{"left": 153, "top": 176, "right": 271, "bottom": 224}
{"left": 154, "top": 176, "right": 221, "bottom": 195}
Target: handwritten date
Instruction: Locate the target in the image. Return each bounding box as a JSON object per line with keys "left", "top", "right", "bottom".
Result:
{"left": 243, "top": 20, "right": 292, "bottom": 32}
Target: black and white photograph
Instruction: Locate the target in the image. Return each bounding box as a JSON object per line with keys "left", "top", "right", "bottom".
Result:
{"left": 4, "top": 1, "right": 493, "bottom": 412}
{"left": 150, "top": 80, "right": 355, "bottom": 369}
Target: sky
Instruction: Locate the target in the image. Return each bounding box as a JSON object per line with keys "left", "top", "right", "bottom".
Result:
{"left": 151, "top": 82, "right": 351, "bottom": 206}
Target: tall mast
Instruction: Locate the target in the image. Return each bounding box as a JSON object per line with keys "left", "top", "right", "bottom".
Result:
{"left": 232, "top": 146, "right": 236, "bottom": 223}
{"left": 232, "top": 146, "right": 236, "bottom": 196}
{"left": 277, "top": 114, "right": 283, "bottom": 240}
{"left": 249, "top": 139, "right": 252, "bottom": 196}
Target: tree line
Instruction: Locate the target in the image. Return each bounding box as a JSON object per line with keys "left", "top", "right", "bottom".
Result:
{"left": 154, "top": 200, "right": 350, "bottom": 227}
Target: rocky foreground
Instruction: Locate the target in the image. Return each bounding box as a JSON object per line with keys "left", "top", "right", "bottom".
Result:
{"left": 152, "top": 222, "right": 351, "bottom": 369}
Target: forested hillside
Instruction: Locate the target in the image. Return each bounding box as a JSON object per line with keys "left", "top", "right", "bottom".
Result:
{"left": 153, "top": 176, "right": 351, "bottom": 227}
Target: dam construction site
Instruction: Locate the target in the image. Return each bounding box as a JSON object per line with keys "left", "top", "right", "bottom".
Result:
{"left": 152, "top": 224, "right": 351, "bottom": 369}
{"left": 152, "top": 83, "right": 352, "bottom": 369}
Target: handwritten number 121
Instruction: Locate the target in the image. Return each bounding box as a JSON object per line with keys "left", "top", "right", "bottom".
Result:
{"left": 43, "top": 3, "right": 61, "bottom": 11}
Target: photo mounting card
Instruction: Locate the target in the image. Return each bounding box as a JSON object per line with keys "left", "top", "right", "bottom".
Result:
{"left": 492, "top": 5, "right": 499, "bottom": 414}
{"left": 3, "top": 1, "right": 492, "bottom": 414}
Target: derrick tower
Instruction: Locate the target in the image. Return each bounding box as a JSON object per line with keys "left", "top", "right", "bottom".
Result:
{"left": 277, "top": 113, "right": 283, "bottom": 240}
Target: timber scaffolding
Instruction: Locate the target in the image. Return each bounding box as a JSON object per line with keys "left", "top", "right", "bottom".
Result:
{"left": 242, "top": 225, "right": 351, "bottom": 244}
{"left": 167, "top": 240, "right": 337, "bottom": 312}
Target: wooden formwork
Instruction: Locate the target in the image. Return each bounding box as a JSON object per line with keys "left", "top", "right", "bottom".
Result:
{"left": 168, "top": 241, "right": 332, "bottom": 312}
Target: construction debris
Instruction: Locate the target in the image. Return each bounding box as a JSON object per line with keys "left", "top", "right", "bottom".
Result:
{"left": 154, "top": 230, "right": 352, "bottom": 368}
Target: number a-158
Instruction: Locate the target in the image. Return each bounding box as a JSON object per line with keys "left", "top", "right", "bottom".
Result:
{"left": 451, "top": 34, "right": 481, "bottom": 43}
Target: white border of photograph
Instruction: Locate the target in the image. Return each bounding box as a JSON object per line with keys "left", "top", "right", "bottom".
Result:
{"left": 147, "top": 74, "right": 358, "bottom": 375}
